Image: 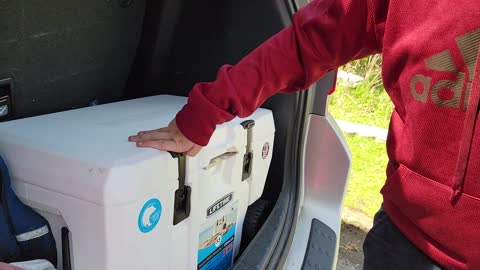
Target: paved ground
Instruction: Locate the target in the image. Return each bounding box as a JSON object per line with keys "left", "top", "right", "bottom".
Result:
{"left": 337, "top": 223, "right": 366, "bottom": 270}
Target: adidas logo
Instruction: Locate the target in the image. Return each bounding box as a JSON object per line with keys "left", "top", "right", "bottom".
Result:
{"left": 410, "top": 28, "right": 480, "bottom": 110}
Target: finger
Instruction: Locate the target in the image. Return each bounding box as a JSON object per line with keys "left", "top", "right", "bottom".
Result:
{"left": 129, "top": 129, "right": 169, "bottom": 142}
{"left": 138, "top": 127, "right": 170, "bottom": 135}
{"left": 136, "top": 140, "right": 179, "bottom": 152}
{"left": 186, "top": 145, "right": 202, "bottom": 157}
{"left": 128, "top": 135, "right": 143, "bottom": 142}
{"left": 129, "top": 127, "right": 169, "bottom": 139}
{"left": 128, "top": 134, "right": 138, "bottom": 141}
{"left": 134, "top": 131, "right": 171, "bottom": 141}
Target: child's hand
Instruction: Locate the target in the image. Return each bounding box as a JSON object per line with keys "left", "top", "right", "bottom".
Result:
{"left": 129, "top": 119, "right": 202, "bottom": 157}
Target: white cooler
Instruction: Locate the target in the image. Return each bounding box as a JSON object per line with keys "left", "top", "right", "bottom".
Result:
{"left": 0, "top": 95, "right": 275, "bottom": 270}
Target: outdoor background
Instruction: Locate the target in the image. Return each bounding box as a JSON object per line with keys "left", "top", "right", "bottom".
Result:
{"left": 329, "top": 54, "right": 392, "bottom": 218}
{"left": 331, "top": 55, "right": 393, "bottom": 269}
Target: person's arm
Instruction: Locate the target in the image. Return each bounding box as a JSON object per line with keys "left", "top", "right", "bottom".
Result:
{"left": 129, "top": 0, "right": 388, "bottom": 155}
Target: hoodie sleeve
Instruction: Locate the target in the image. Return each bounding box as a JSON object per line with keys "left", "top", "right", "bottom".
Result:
{"left": 176, "top": 0, "right": 388, "bottom": 146}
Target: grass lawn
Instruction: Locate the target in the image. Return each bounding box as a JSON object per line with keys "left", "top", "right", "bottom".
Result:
{"left": 328, "top": 55, "right": 393, "bottom": 217}
{"left": 341, "top": 134, "right": 388, "bottom": 217}
{"left": 328, "top": 84, "right": 392, "bottom": 129}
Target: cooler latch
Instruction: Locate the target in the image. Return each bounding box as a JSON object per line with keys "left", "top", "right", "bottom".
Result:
{"left": 241, "top": 120, "right": 255, "bottom": 181}
{"left": 170, "top": 152, "right": 191, "bottom": 225}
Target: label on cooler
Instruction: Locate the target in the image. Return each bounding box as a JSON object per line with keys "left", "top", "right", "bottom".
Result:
{"left": 262, "top": 142, "right": 270, "bottom": 159}
{"left": 197, "top": 201, "right": 238, "bottom": 270}
{"left": 138, "top": 198, "right": 162, "bottom": 233}
{"left": 206, "top": 193, "right": 233, "bottom": 218}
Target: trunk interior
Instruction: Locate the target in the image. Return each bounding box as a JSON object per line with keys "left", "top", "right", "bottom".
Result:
{"left": 0, "top": 0, "right": 307, "bottom": 262}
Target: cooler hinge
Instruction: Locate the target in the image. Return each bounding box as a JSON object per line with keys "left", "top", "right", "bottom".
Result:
{"left": 170, "top": 152, "right": 191, "bottom": 225}
{"left": 241, "top": 120, "right": 255, "bottom": 181}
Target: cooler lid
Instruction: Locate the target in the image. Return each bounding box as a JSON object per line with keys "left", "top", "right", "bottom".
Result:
{"left": 0, "top": 95, "right": 274, "bottom": 205}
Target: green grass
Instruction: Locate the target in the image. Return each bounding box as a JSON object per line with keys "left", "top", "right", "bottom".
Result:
{"left": 328, "top": 55, "right": 393, "bottom": 217}
{"left": 342, "top": 134, "right": 388, "bottom": 217}
{"left": 329, "top": 55, "right": 393, "bottom": 129}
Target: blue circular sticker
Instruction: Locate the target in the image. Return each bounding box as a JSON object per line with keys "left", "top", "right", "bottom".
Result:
{"left": 138, "top": 198, "right": 162, "bottom": 233}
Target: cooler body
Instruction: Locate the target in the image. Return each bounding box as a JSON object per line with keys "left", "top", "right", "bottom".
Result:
{"left": 0, "top": 95, "right": 275, "bottom": 270}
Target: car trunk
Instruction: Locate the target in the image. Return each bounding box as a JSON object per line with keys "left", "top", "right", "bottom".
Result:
{"left": 0, "top": 0, "right": 335, "bottom": 268}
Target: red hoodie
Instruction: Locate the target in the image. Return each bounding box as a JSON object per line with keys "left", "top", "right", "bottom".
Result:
{"left": 175, "top": 0, "right": 480, "bottom": 269}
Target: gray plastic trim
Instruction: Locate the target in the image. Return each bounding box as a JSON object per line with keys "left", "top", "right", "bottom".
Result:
{"left": 305, "top": 71, "right": 337, "bottom": 116}
{"left": 301, "top": 219, "right": 337, "bottom": 270}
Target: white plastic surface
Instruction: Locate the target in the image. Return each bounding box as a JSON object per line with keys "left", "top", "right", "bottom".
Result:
{"left": 0, "top": 95, "right": 275, "bottom": 270}
{"left": 283, "top": 114, "right": 351, "bottom": 270}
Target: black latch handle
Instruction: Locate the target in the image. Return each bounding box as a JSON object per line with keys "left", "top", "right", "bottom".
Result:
{"left": 240, "top": 120, "right": 255, "bottom": 180}
{"left": 170, "top": 152, "right": 191, "bottom": 225}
